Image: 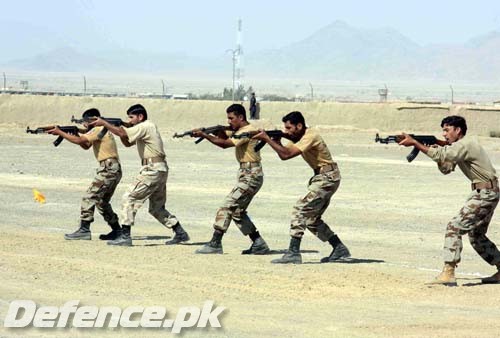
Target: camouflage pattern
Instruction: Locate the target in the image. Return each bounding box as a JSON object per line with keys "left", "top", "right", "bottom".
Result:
{"left": 121, "top": 164, "right": 179, "bottom": 227}
{"left": 213, "top": 164, "right": 263, "bottom": 235}
{"left": 444, "top": 187, "right": 500, "bottom": 265}
{"left": 81, "top": 158, "right": 122, "bottom": 225}
{"left": 290, "top": 171, "right": 340, "bottom": 241}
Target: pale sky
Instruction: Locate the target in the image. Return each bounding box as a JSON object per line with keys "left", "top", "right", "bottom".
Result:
{"left": 1, "top": 0, "right": 500, "bottom": 59}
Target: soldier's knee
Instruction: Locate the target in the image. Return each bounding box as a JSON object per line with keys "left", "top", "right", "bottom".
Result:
{"left": 232, "top": 208, "right": 246, "bottom": 219}
{"left": 82, "top": 196, "right": 99, "bottom": 207}
{"left": 446, "top": 221, "right": 465, "bottom": 235}
{"left": 217, "top": 207, "right": 233, "bottom": 216}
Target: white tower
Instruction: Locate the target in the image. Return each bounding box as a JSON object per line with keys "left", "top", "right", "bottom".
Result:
{"left": 235, "top": 18, "right": 244, "bottom": 88}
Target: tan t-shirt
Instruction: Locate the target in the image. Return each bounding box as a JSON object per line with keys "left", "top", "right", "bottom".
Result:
{"left": 286, "top": 128, "right": 336, "bottom": 169}
{"left": 81, "top": 126, "right": 119, "bottom": 162}
{"left": 426, "top": 136, "right": 497, "bottom": 183}
{"left": 125, "top": 120, "right": 167, "bottom": 170}
{"left": 230, "top": 124, "right": 261, "bottom": 163}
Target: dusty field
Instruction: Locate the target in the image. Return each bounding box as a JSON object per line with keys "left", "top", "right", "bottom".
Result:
{"left": 2, "top": 96, "right": 500, "bottom": 337}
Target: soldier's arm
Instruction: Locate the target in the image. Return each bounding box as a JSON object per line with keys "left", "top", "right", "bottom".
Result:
{"left": 192, "top": 130, "right": 234, "bottom": 149}
{"left": 120, "top": 135, "right": 134, "bottom": 147}
{"left": 253, "top": 131, "right": 301, "bottom": 160}
{"left": 90, "top": 118, "right": 128, "bottom": 139}
{"left": 437, "top": 160, "right": 456, "bottom": 175}
{"left": 427, "top": 142, "right": 467, "bottom": 163}
{"left": 47, "top": 127, "right": 91, "bottom": 149}
{"left": 398, "top": 133, "right": 430, "bottom": 154}
{"left": 267, "top": 140, "right": 302, "bottom": 160}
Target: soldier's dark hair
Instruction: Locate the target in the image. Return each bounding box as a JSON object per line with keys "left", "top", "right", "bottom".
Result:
{"left": 226, "top": 103, "right": 247, "bottom": 120}
{"left": 441, "top": 115, "right": 467, "bottom": 136}
{"left": 127, "top": 104, "right": 148, "bottom": 120}
{"left": 82, "top": 108, "right": 100, "bottom": 119}
{"left": 282, "top": 111, "right": 306, "bottom": 127}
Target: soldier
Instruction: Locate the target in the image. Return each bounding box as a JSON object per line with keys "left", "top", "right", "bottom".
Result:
{"left": 48, "top": 108, "right": 122, "bottom": 240}
{"left": 89, "top": 104, "right": 189, "bottom": 247}
{"left": 399, "top": 115, "right": 500, "bottom": 285}
{"left": 193, "top": 103, "right": 270, "bottom": 255}
{"left": 253, "top": 111, "right": 351, "bottom": 264}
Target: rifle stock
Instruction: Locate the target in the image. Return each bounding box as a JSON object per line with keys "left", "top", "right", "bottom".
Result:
{"left": 375, "top": 133, "right": 447, "bottom": 162}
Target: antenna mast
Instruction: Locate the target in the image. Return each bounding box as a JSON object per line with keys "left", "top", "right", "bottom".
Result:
{"left": 235, "top": 18, "right": 244, "bottom": 89}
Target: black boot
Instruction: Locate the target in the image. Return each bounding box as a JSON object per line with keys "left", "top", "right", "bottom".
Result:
{"left": 99, "top": 221, "right": 122, "bottom": 240}
{"left": 195, "top": 230, "right": 223, "bottom": 254}
{"left": 107, "top": 225, "right": 132, "bottom": 246}
{"left": 271, "top": 237, "right": 302, "bottom": 264}
{"left": 321, "top": 235, "right": 351, "bottom": 263}
{"left": 242, "top": 231, "right": 270, "bottom": 255}
{"left": 165, "top": 223, "right": 190, "bottom": 245}
{"left": 64, "top": 220, "right": 91, "bottom": 240}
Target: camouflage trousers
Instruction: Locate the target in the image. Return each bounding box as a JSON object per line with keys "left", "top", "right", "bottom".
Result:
{"left": 290, "top": 172, "right": 340, "bottom": 241}
{"left": 213, "top": 164, "right": 263, "bottom": 235}
{"left": 121, "top": 165, "right": 179, "bottom": 228}
{"left": 81, "top": 158, "right": 122, "bottom": 225}
{"left": 444, "top": 187, "right": 500, "bottom": 265}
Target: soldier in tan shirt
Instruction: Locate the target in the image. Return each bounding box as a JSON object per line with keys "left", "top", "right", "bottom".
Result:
{"left": 90, "top": 104, "right": 189, "bottom": 247}
{"left": 48, "top": 108, "right": 122, "bottom": 241}
{"left": 192, "top": 103, "right": 270, "bottom": 255}
{"left": 253, "top": 111, "right": 351, "bottom": 264}
{"left": 399, "top": 115, "right": 500, "bottom": 285}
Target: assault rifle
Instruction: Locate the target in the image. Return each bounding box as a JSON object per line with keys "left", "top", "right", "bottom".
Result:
{"left": 232, "top": 130, "right": 293, "bottom": 152}
{"left": 375, "top": 133, "right": 447, "bottom": 162}
{"left": 71, "top": 115, "right": 131, "bottom": 138}
{"left": 26, "top": 125, "right": 84, "bottom": 147}
{"left": 173, "top": 125, "right": 231, "bottom": 144}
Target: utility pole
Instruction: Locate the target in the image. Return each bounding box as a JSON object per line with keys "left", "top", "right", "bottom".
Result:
{"left": 83, "top": 76, "right": 87, "bottom": 95}
{"left": 225, "top": 18, "right": 244, "bottom": 102}
{"left": 235, "top": 18, "right": 244, "bottom": 89}
{"left": 309, "top": 82, "right": 314, "bottom": 101}
{"left": 449, "top": 85, "right": 454, "bottom": 104}
{"left": 226, "top": 49, "right": 238, "bottom": 102}
{"left": 2, "top": 72, "right": 5, "bottom": 90}
{"left": 161, "top": 80, "right": 165, "bottom": 96}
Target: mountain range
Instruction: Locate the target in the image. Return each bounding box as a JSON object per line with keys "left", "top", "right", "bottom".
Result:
{"left": 3, "top": 20, "right": 500, "bottom": 82}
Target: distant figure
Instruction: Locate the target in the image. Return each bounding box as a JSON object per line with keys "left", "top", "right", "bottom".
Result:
{"left": 249, "top": 92, "right": 257, "bottom": 120}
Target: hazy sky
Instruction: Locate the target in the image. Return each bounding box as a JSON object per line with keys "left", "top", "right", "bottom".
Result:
{"left": 2, "top": 0, "right": 500, "bottom": 58}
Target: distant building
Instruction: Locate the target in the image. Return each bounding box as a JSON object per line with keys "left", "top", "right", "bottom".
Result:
{"left": 172, "top": 94, "right": 189, "bottom": 100}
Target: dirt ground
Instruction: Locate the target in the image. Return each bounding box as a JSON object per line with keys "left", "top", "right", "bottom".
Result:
{"left": 1, "top": 123, "right": 500, "bottom": 338}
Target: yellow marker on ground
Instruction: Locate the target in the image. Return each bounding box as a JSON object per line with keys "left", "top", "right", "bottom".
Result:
{"left": 33, "top": 189, "right": 46, "bottom": 204}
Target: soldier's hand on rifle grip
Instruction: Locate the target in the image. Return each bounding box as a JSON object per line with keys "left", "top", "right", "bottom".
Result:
{"left": 398, "top": 133, "right": 416, "bottom": 147}
{"left": 47, "top": 126, "right": 61, "bottom": 135}
{"left": 191, "top": 129, "right": 206, "bottom": 138}
{"left": 251, "top": 130, "right": 270, "bottom": 142}
{"left": 89, "top": 117, "right": 104, "bottom": 127}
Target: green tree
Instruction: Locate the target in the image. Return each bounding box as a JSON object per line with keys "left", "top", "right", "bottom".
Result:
{"left": 222, "top": 85, "right": 247, "bottom": 101}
